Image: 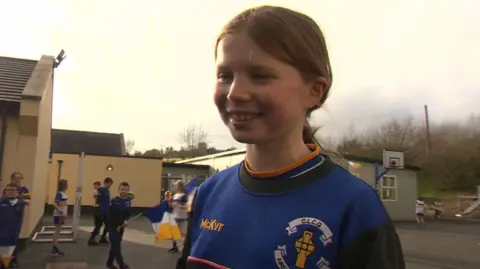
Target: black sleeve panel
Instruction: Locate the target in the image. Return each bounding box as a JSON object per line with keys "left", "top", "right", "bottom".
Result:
{"left": 338, "top": 221, "right": 406, "bottom": 269}
{"left": 176, "top": 190, "right": 197, "bottom": 269}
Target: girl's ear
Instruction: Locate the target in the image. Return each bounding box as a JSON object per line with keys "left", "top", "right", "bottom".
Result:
{"left": 303, "top": 76, "right": 329, "bottom": 110}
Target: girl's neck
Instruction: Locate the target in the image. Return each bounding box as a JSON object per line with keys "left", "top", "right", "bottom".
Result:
{"left": 246, "top": 140, "right": 311, "bottom": 172}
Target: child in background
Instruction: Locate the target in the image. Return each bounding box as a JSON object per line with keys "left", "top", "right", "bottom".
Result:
{"left": 52, "top": 179, "right": 68, "bottom": 256}
{"left": 93, "top": 181, "right": 101, "bottom": 200}
{"left": 106, "top": 182, "right": 131, "bottom": 269}
{"left": 2, "top": 172, "right": 31, "bottom": 204}
{"left": 89, "top": 177, "right": 113, "bottom": 246}
{"left": 415, "top": 197, "right": 426, "bottom": 228}
{"left": 168, "top": 181, "right": 188, "bottom": 253}
{"left": 0, "top": 183, "right": 27, "bottom": 269}
{"left": 7, "top": 172, "right": 30, "bottom": 268}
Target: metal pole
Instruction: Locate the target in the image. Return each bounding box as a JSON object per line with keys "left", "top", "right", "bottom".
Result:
{"left": 424, "top": 105, "right": 432, "bottom": 157}
{"left": 72, "top": 152, "right": 85, "bottom": 239}
{"left": 57, "top": 160, "right": 63, "bottom": 182}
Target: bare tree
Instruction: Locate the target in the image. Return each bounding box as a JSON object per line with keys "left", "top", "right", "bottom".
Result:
{"left": 125, "top": 139, "right": 136, "bottom": 155}
{"left": 333, "top": 114, "right": 480, "bottom": 192}
{"left": 179, "top": 124, "right": 208, "bottom": 151}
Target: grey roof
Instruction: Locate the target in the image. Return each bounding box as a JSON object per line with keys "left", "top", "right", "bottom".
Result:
{"left": 0, "top": 56, "right": 38, "bottom": 102}
{"left": 51, "top": 129, "right": 125, "bottom": 156}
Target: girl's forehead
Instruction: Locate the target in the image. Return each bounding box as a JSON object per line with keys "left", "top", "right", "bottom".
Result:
{"left": 217, "top": 34, "right": 275, "bottom": 68}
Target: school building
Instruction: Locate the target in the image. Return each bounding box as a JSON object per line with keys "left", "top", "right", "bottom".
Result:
{"left": 47, "top": 129, "right": 213, "bottom": 212}
{"left": 176, "top": 148, "right": 421, "bottom": 221}
{"left": 0, "top": 55, "right": 213, "bottom": 251}
{"left": 0, "top": 55, "right": 55, "bottom": 249}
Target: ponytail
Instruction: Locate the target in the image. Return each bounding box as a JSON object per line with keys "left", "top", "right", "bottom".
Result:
{"left": 303, "top": 121, "right": 342, "bottom": 164}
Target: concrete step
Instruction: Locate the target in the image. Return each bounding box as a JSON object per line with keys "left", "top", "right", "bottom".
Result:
{"left": 32, "top": 232, "right": 75, "bottom": 243}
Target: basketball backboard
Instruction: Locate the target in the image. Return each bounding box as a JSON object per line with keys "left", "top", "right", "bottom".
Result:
{"left": 383, "top": 150, "right": 404, "bottom": 169}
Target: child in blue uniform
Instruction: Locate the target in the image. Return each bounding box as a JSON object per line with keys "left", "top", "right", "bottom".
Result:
{"left": 177, "top": 5, "right": 405, "bottom": 269}
{"left": 52, "top": 179, "right": 68, "bottom": 256}
{"left": 0, "top": 183, "right": 27, "bottom": 269}
{"left": 89, "top": 177, "right": 113, "bottom": 246}
{"left": 106, "top": 182, "right": 131, "bottom": 269}
{"left": 6, "top": 172, "right": 30, "bottom": 268}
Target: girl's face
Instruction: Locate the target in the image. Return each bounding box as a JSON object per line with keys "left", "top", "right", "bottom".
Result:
{"left": 214, "top": 32, "right": 323, "bottom": 145}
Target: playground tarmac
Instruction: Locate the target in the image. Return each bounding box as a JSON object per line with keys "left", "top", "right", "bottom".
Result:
{"left": 14, "top": 217, "right": 480, "bottom": 269}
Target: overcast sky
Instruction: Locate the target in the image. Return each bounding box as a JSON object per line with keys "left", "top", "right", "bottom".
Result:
{"left": 1, "top": 0, "right": 479, "bottom": 151}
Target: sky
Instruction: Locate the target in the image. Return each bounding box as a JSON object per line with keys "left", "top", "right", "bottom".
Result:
{"left": 0, "top": 0, "right": 479, "bottom": 151}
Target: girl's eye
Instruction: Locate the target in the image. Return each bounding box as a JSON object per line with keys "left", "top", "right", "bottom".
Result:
{"left": 251, "top": 73, "right": 271, "bottom": 80}
{"left": 217, "top": 72, "right": 233, "bottom": 83}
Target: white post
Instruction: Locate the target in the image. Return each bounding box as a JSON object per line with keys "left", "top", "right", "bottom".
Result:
{"left": 72, "top": 152, "right": 85, "bottom": 239}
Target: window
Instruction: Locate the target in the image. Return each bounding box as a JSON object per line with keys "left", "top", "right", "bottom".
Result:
{"left": 381, "top": 175, "right": 397, "bottom": 201}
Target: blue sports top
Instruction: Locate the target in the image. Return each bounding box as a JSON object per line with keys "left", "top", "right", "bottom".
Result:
{"left": 0, "top": 196, "right": 26, "bottom": 245}
{"left": 176, "top": 144, "right": 404, "bottom": 269}
{"left": 96, "top": 186, "right": 111, "bottom": 215}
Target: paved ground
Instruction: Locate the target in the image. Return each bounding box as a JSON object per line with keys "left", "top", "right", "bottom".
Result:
{"left": 14, "top": 217, "right": 480, "bottom": 269}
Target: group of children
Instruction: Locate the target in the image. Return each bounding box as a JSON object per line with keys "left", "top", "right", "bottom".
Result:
{"left": 0, "top": 172, "right": 30, "bottom": 268}
{"left": 0, "top": 174, "right": 133, "bottom": 269}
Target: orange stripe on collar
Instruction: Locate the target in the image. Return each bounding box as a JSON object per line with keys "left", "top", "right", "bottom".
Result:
{"left": 244, "top": 144, "right": 320, "bottom": 178}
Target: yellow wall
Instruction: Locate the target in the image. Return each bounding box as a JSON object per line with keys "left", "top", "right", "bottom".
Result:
{"left": 47, "top": 153, "right": 163, "bottom": 208}
{"left": 0, "top": 117, "right": 20, "bottom": 185}
{"left": 11, "top": 56, "right": 55, "bottom": 239}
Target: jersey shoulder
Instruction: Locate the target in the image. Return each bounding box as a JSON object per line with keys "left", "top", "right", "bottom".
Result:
{"left": 194, "top": 163, "right": 241, "bottom": 206}
{"left": 199, "top": 163, "right": 241, "bottom": 191}
{"left": 327, "top": 165, "right": 377, "bottom": 196}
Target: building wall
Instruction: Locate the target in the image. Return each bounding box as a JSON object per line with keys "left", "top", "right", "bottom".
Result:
{"left": 15, "top": 56, "right": 55, "bottom": 239}
{"left": 162, "top": 164, "right": 211, "bottom": 191}
{"left": 349, "top": 162, "right": 418, "bottom": 221}
{"left": 0, "top": 116, "right": 20, "bottom": 186}
{"left": 47, "top": 153, "right": 163, "bottom": 208}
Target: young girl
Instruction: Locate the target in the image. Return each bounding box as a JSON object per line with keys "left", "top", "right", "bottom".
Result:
{"left": 52, "top": 179, "right": 68, "bottom": 256}
{"left": 169, "top": 181, "right": 188, "bottom": 253}
{"left": 176, "top": 6, "right": 404, "bottom": 269}
{"left": 416, "top": 197, "right": 426, "bottom": 228}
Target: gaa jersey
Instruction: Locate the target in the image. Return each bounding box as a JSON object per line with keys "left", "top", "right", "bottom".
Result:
{"left": 54, "top": 191, "right": 68, "bottom": 217}
{"left": 2, "top": 185, "right": 31, "bottom": 199}
{"left": 172, "top": 193, "right": 188, "bottom": 220}
{"left": 96, "top": 186, "right": 111, "bottom": 215}
{"left": 0, "top": 196, "right": 26, "bottom": 245}
{"left": 177, "top": 146, "right": 405, "bottom": 269}
{"left": 415, "top": 200, "right": 425, "bottom": 214}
